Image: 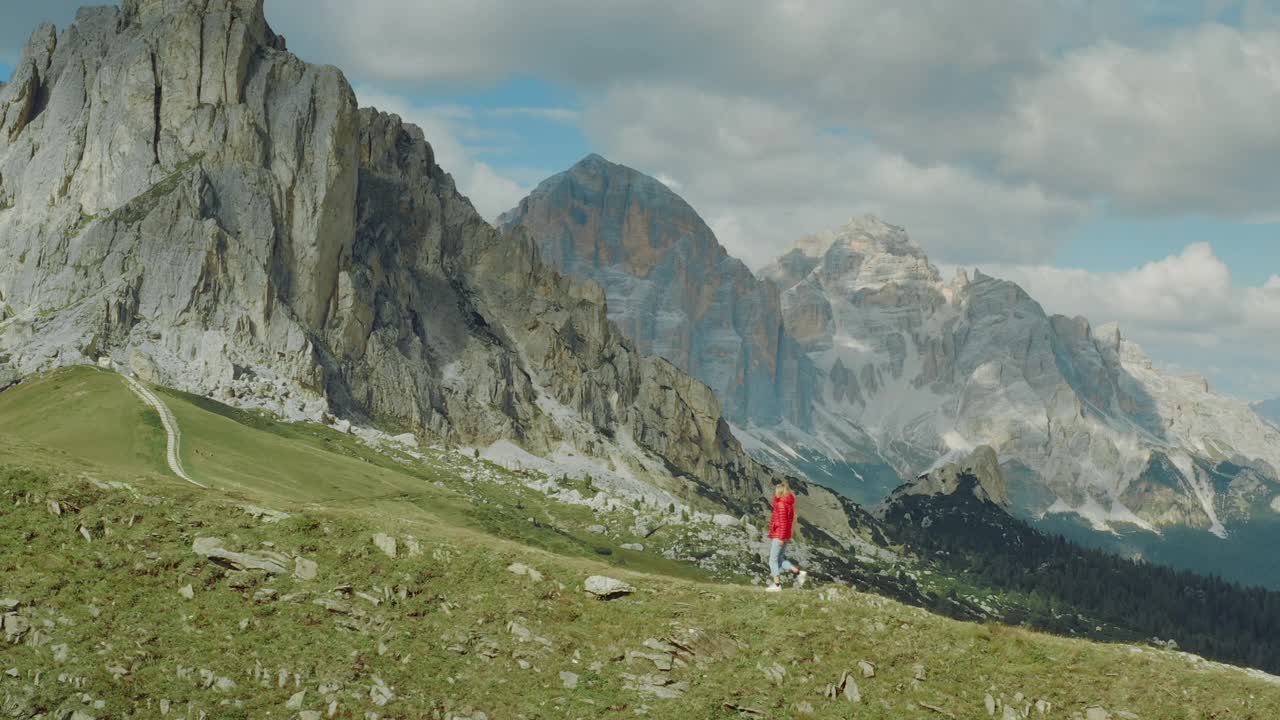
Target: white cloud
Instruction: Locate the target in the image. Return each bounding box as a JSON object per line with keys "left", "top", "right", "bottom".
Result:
{"left": 999, "top": 26, "right": 1280, "bottom": 217}
{"left": 582, "top": 85, "right": 1089, "bottom": 269}
{"left": 352, "top": 86, "right": 530, "bottom": 221}
{"left": 970, "top": 243, "right": 1280, "bottom": 398}
{"left": 267, "top": 1, "right": 1280, "bottom": 262}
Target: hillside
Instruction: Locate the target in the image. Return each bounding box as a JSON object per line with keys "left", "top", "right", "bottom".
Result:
{"left": 4, "top": 367, "right": 1279, "bottom": 719}
{"left": 0, "top": 0, "right": 884, "bottom": 559}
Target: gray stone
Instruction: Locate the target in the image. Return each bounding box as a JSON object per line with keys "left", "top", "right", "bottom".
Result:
{"left": 1086, "top": 710, "right": 1111, "bottom": 720}
{"left": 587, "top": 525, "right": 608, "bottom": 535}
{"left": 506, "top": 563, "right": 544, "bottom": 582}
{"left": 372, "top": 533, "right": 397, "bottom": 559}
{"left": 178, "top": 583, "right": 194, "bottom": 601}
{"left": 293, "top": 557, "right": 319, "bottom": 581}
{"left": 192, "top": 537, "right": 289, "bottom": 575}
{"left": 857, "top": 660, "right": 875, "bottom": 678}
{"left": 620, "top": 543, "right": 644, "bottom": 551}
{"left": 559, "top": 671, "right": 579, "bottom": 689}
{"left": 286, "top": 690, "right": 306, "bottom": 709}
{"left": 584, "top": 576, "right": 635, "bottom": 599}
{"left": 4, "top": 613, "right": 30, "bottom": 641}
{"left": 712, "top": 514, "right": 738, "bottom": 527}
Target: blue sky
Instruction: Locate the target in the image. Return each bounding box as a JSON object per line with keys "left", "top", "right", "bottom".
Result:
{"left": 2, "top": 1, "right": 1278, "bottom": 399}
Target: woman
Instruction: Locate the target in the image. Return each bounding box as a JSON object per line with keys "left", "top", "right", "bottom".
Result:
{"left": 766, "top": 479, "right": 807, "bottom": 592}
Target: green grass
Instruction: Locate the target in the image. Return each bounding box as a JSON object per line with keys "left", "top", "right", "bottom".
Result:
{"left": 1, "top": 366, "right": 1279, "bottom": 719}
{"left": 0, "top": 366, "right": 168, "bottom": 476}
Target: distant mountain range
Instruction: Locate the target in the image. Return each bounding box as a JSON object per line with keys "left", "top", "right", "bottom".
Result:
{"left": 505, "top": 157, "right": 1280, "bottom": 546}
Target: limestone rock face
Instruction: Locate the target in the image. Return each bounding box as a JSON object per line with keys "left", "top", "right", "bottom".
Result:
{"left": 0, "top": 1, "right": 875, "bottom": 546}
{"left": 499, "top": 155, "right": 815, "bottom": 428}
{"left": 759, "top": 215, "right": 1280, "bottom": 534}
{"left": 877, "top": 446, "right": 1011, "bottom": 513}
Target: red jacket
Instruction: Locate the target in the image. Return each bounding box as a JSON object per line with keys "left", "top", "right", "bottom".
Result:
{"left": 769, "top": 492, "right": 796, "bottom": 541}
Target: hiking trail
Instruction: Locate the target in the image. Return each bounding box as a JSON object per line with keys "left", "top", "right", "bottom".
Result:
{"left": 119, "top": 371, "right": 207, "bottom": 488}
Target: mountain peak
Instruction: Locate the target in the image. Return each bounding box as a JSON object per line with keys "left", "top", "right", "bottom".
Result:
{"left": 891, "top": 446, "right": 1011, "bottom": 508}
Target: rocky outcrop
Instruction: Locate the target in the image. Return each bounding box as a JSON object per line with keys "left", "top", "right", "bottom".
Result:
{"left": 499, "top": 155, "right": 815, "bottom": 428}
{"left": 0, "top": 1, "right": 876, "bottom": 546}
{"left": 875, "top": 446, "right": 1011, "bottom": 518}
{"left": 757, "top": 215, "right": 1280, "bottom": 534}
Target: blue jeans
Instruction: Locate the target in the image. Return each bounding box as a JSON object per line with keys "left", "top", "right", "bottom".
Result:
{"left": 769, "top": 538, "right": 795, "bottom": 577}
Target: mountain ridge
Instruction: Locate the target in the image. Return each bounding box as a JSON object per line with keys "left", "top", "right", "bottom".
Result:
{"left": 0, "top": 0, "right": 872, "bottom": 549}
{"left": 498, "top": 153, "right": 817, "bottom": 430}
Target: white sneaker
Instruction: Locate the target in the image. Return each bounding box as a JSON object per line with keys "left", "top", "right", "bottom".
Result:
{"left": 795, "top": 571, "right": 808, "bottom": 588}
{"left": 765, "top": 584, "right": 782, "bottom": 593}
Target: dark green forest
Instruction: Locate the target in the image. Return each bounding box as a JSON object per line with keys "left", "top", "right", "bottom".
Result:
{"left": 884, "top": 478, "right": 1280, "bottom": 674}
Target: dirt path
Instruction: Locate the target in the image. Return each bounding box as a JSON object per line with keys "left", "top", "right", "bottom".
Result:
{"left": 120, "top": 373, "right": 207, "bottom": 488}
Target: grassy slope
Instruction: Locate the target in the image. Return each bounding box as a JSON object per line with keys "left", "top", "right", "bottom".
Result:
{"left": 1, "top": 367, "right": 1278, "bottom": 719}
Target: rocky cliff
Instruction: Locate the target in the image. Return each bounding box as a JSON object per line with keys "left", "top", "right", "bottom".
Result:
{"left": 757, "top": 215, "right": 1280, "bottom": 535}
{"left": 0, "top": 0, "right": 875, "bottom": 543}
{"left": 498, "top": 155, "right": 815, "bottom": 429}
{"left": 875, "top": 446, "right": 1011, "bottom": 517}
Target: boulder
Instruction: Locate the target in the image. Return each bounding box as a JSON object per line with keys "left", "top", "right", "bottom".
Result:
{"left": 191, "top": 536, "right": 290, "bottom": 574}
{"left": 293, "top": 557, "right": 319, "bottom": 581}
{"left": 584, "top": 576, "right": 635, "bottom": 600}
{"left": 372, "top": 533, "right": 397, "bottom": 559}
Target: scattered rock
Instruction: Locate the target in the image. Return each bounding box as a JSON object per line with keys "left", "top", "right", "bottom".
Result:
{"left": 506, "top": 563, "right": 544, "bottom": 582}
{"left": 78, "top": 525, "right": 92, "bottom": 542}
{"left": 1086, "top": 708, "right": 1111, "bottom": 720}
{"left": 793, "top": 701, "right": 815, "bottom": 715}
{"left": 1035, "top": 699, "right": 1052, "bottom": 715}
{"left": 293, "top": 557, "right": 319, "bottom": 581}
{"left": 299, "top": 711, "right": 322, "bottom": 720}
{"left": 369, "top": 676, "right": 395, "bottom": 706}
{"left": 824, "top": 670, "right": 860, "bottom": 703}
{"left": 919, "top": 701, "right": 957, "bottom": 718}
{"left": 47, "top": 499, "right": 61, "bottom": 516}
{"left": 622, "top": 672, "right": 688, "bottom": 699}
{"left": 508, "top": 621, "right": 533, "bottom": 642}
{"left": 712, "top": 514, "right": 738, "bottom": 527}
{"left": 178, "top": 584, "right": 194, "bottom": 600}
{"left": 984, "top": 694, "right": 996, "bottom": 716}
{"left": 3, "top": 613, "right": 30, "bottom": 642}
{"left": 192, "top": 537, "right": 289, "bottom": 574}
{"left": 621, "top": 543, "right": 645, "bottom": 551}
{"left": 391, "top": 433, "right": 419, "bottom": 448}
{"left": 759, "top": 662, "right": 786, "bottom": 685}
{"left": 3, "top": 668, "right": 18, "bottom": 678}
{"left": 1115, "top": 712, "right": 1139, "bottom": 720}
{"left": 913, "top": 663, "right": 926, "bottom": 681}
{"left": 0, "top": 599, "right": 18, "bottom": 611}
{"left": 559, "top": 671, "right": 579, "bottom": 689}
{"left": 584, "top": 576, "right": 635, "bottom": 599}
{"left": 286, "top": 690, "right": 306, "bottom": 709}
{"left": 312, "top": 597, "right": 352, "bottom": 615}
{"left": 587, "top": 525, "right": 608, "bottom": 535}
{"left": 254, "top": 588, "right": 278, "bottom": 603}
{"left": 51, "top": 643, "right": 69, "bottom": 663}
{"left": 372, "top": 533, "right": 397, "bottom": 559}
{"left": 239, "top": 504, "right": 290, "bottom": 523}
{"left": 858, "top": 660, "right": 876, "bottom": 678}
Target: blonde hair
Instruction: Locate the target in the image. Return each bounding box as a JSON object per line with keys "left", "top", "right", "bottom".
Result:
{"left": 774, "top": 479, "right": 792, "bottom": 497}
